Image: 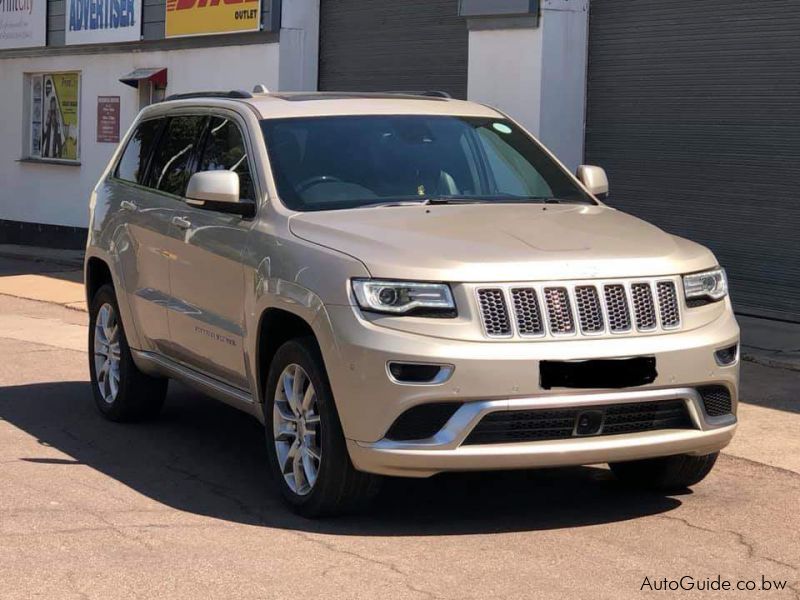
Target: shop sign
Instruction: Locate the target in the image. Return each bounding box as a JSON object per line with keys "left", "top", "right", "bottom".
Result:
{"left": 97, "top": 96, "right": 120, "bottom": 143}
{"left": 0, "top": 0, "right": 46, "bottom": 49}
{"left": 165, "top": 0, "right": 260, "bottom": 38}
{"left": 66, "top": 0, "right": 142, "bottom": 45}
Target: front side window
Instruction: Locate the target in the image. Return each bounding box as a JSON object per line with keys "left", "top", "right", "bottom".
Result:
{"left": 147, "top": 115, "right": 207, "bottom": 196}
{"left": 198, "top": 117, "right": 256, "bottom": 201}
{"left": 261, "top": 115, "right": 593, "bottom": 211}
{"left": 116, "top": 118, "right": 164, "bottom": 184}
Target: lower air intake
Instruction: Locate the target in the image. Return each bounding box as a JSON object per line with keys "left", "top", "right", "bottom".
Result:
{"left": 384, "top": 403, "right": 462, "bottom": 441}
{"left": 463, "top": 400, "right": 694, "bottom": 445}
{"left": 698, "top": 386, "right": 733, "bottom": 417}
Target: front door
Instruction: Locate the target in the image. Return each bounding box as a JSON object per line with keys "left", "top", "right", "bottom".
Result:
{"left": 165, "top": 115, "right": 255, "bottom": 390}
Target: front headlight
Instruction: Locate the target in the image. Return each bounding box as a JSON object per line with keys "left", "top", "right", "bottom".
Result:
{"left": 351, "top": 279, "right": 456, "bottom": 317}
{"left": 683, "top": 268, "right": 728, "bottom": 304}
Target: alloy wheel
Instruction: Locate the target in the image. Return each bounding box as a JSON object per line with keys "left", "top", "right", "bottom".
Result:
{"left": 273, "top": 363, "right": 322, "bottom": 495}
{"left": 93, "top": 303, "right": 121, "bottom": 404}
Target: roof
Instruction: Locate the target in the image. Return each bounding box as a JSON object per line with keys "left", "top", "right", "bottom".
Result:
{"left": 159, "top": 91, "right": 504, "bottom": 120}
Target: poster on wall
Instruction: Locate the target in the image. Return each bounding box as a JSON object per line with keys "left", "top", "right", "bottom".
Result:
{"left": 165, "top": 0, "right": 260, "bottom": 38}
{"left": 30, "top": 73, "right": 81, "bottom": 162}
{"left": 0, "top": 0, "right": 46, "bottom": 49}
{"left": 65, "top": 0, "right": 141, "bottom": 45}
{"left": 96, "top": 96, "right": 120, "bottom": 143}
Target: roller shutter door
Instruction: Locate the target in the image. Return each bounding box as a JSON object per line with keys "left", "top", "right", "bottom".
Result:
{"left": 586, "top": 0, "right": 800, "bottom": 322}
{"left": 318, "top": 0, "right": 468, "bottom": 99}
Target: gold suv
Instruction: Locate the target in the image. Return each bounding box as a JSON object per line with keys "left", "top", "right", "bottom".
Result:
{"left": 85, "top": 90, "right": 739, "bottom": 516}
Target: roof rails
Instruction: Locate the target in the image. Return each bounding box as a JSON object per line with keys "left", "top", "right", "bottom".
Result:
{"left": 164, "top": 90, "right": 253, "bottom": 101}
{"left": 390, "top": 90, "right": 452, "bottom": 99}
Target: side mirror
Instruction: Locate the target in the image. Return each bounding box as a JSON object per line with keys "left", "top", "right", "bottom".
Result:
{"left": 186, "top": 170, "right": 255, "bottom": 217}
{"left": 576, "top": 165, "right": 609, "bottom": 200}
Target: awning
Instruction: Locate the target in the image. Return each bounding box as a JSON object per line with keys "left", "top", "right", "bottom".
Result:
{"left": 119, "top": 68, "right": 168, "bottom": 89}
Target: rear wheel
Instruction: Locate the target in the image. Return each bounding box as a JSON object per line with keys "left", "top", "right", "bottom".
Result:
{"left": 264, "top": 337, "right": 380, "bottom": 517}
{"left": 89, "top": 284, "right": 167, "bottom": 421}
{"left": 609, "top": 452, "right": 719, "bottom": 491}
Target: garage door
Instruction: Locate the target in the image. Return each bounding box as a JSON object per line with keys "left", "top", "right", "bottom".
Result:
{"left": 318, "top": 0, "right": 468, "bottom": 99}
{"left": 585, "top": 0, "right": 800, "bottom": 322}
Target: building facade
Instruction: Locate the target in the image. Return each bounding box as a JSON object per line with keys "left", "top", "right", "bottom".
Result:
{"left": 0, "top": 0, "right": 797, "bottom": 322}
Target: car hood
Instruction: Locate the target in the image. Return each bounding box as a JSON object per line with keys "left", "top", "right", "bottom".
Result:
{"left": 288, "top": 203, "right": 718, "bottom": 282}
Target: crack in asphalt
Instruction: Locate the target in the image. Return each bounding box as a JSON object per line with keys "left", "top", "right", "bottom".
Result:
{"left": 162, "top": 462, "right": 266, "bottom": 524}
{"left": 657, "top": 514, "right": 800, "bottom": 599}
{"left": 295, "top": 531, "right": 452, "bottom": 600}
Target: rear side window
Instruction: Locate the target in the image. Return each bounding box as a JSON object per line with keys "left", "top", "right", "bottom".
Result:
{"left": 147, "top": 115, "right": 207, "bottom": 196}
{"left": 198, "top": 117, "right": 256, "bottom": 201}
{"left": 115, "top": 118, "right": 163, "bottom": 184}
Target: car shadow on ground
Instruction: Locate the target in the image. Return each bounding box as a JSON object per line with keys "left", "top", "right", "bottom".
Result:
{"left": 0, "top": 380, "right": 684, "bottom": 535}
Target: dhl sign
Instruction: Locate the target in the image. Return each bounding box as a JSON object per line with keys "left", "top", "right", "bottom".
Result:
{"left": 165, "top": 0, "right": 260, "bottom": 38}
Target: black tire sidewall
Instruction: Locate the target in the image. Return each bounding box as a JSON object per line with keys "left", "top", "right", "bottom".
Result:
{"left": 263, "top": 338, "right": 351, "bottom": 514}
{"left": 88, "top": 283, "right": 165, "bottom": 421}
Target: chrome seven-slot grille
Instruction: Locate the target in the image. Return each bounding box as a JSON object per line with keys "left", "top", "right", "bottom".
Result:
{"left": 477, "top": 279, "right": 681, "bottom": 339}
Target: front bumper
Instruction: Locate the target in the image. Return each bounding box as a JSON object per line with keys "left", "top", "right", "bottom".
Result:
{"left": 320, "top": 303, "right": 739, "bottom": 477}
{"left": 347, "top": 387, "right": 736, "bottom": 477}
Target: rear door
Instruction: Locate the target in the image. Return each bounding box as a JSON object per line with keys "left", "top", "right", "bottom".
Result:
{"left": 164, "top": 113, "right": 255, "bottom": 390}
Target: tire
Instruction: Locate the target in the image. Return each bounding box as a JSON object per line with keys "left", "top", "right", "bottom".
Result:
{"left": 609, "top": 452, "right": 719, "bottom": 491}
{"left": 264, "top": 337, "right": 380, "bottom": 517}
{"left": 88, "top": 283, "right": 167, "bottom": 422}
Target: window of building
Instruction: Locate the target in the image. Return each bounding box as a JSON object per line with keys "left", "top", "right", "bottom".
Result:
{"left": 116, "top": 118, "right": 164, "bottom": 184}
{"left": 198, "top": 117, "right": 256, "bottom": 201}
{"left": 146, "top": 115, "right": 207, "bottom": 196}
{"left": 29, "top": 72, "right": 81, "bottom": 162}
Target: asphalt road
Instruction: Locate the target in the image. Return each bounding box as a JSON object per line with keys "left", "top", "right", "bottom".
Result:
{"left": 0, "top": 293, "right": 798, "bottom": 600}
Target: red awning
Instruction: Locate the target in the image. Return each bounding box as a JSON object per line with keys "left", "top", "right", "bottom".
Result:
{"left": 119, "top": 68, "right": 168, "bottom": 89}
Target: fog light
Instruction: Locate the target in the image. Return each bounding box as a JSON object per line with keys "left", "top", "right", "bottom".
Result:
{"left": 714, "top": 344, "right": 738, "bottom": 366}
{"left": 387, "top": 362, "right": 454, "bottom": 384}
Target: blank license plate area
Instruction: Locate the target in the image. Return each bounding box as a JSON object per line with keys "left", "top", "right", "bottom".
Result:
{"left": 540, "top": 357, "right": 657, "bottom": 390}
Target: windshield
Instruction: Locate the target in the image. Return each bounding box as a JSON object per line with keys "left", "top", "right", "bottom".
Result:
{"left": 261, "top": 115, "right": 594, "bottom": 211}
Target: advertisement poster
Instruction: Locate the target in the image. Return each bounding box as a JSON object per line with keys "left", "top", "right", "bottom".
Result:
{"left": 30, "top": 73, "right": 81, "bottom": 161}
{"left": 0, "top": 0, "right": 46, "bottom": 49}
{"left": 96, "top": 96, "right": 120, "bottom": 143}
{"left": 65, "top": 0, "right": 141, "bottom": 45}
{"left": 165, "top": 0, "right": 260, "bottom": 38}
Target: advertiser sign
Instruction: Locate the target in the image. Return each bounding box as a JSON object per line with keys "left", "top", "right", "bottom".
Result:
{"left": 66, "top": 0, "right": 141, "bottom": 44}
{"left": 0, "top": 0, "right": 46, "bottom": 49}
{"left": 165, "top": 0, "right": 260, "bottom": 38}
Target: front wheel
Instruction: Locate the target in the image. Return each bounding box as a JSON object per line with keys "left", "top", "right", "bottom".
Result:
{"left": 264, "top": 338, "right": 380, "bottom": 517}
{"left": 609, "top": 452, "right": 719, "bottom": 491}
{"left": 89, "top": 284, "right": 167, "bottom": 421}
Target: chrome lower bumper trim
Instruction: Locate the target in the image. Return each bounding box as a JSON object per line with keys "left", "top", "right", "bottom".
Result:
{"left": 360, "top": 387, "right": 735, "bottom": 452}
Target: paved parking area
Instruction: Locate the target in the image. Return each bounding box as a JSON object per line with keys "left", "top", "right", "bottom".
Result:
{"left": 0, "top": 292, "right": 798, "bottom": 599}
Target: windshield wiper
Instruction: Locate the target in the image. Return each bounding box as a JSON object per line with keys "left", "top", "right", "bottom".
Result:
{"left": 367, "top": 197, "right": 484, "bottom": 208}
{"left": 365, "top": 196, "right": 589, "bottom": 208}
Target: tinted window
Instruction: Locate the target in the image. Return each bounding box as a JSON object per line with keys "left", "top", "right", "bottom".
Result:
{"left": 147, "top": 115, "right": 207, "bottom": 196}
{"left": 261, "top": 115, "right": 593, "bottom": 211}
{"left": 116, "top": 118, "right": 163, "bottom": 184}
{"left": 198, "top": 117, "right": 255, "bottom": 201}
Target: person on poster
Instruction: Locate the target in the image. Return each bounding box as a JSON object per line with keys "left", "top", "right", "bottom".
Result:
{"left": 42, "top": 86, "right": 64, "bottom": 159}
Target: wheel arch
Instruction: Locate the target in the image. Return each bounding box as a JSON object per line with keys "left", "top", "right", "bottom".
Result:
{"left": 84, "top": 251, "right": 142, "bottom": 350}
{"left": 255, "top": 307, "right": 321, "bottom": 406}
{"left": 85, "top": 256, "right": 114, "bottom": 305}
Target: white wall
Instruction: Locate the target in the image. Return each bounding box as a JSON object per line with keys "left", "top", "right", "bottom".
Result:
{"left": 468, "top": 27, "right": 544, "bottom": 134}
{"left": 466, "top": 0, "right": 590, "bottom": 171}
{"left": 539, "top": 0, "right": 589, "bottom": 171}
{"left": 278, "top": 0, "right": 319, "bottom": 91}
{"left": 0, "top": 43, "right": 280, "bottom": 228}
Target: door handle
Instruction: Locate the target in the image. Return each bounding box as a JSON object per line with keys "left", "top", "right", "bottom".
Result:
{"left": 120, "top": 200, "right": 138, "bottom": 212}
{"left": 172, "top": 216, "right": 192, "bottom": 230}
